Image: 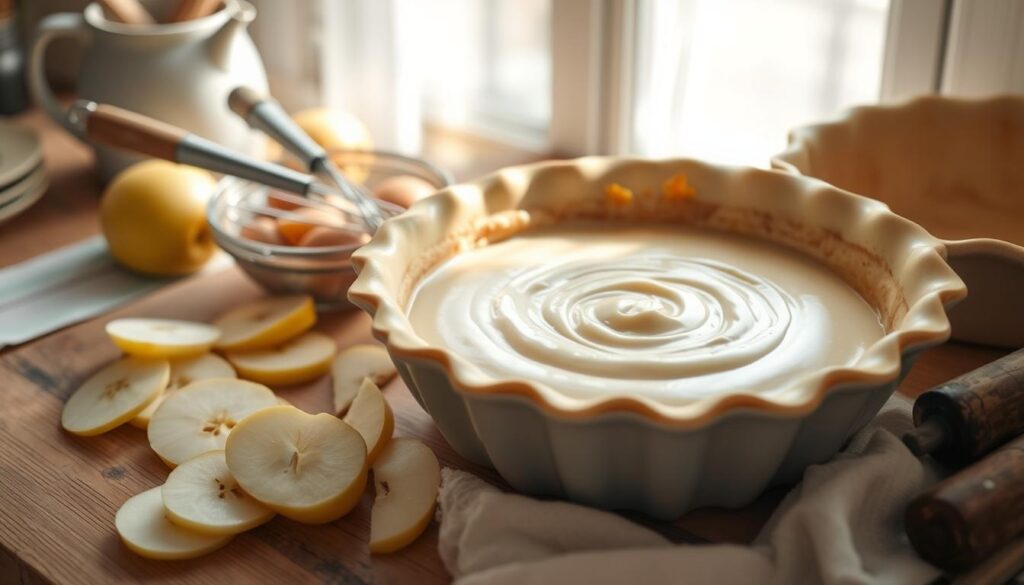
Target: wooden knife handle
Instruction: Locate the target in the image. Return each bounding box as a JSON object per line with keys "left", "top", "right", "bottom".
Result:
{"left": 905, "top": 347, "right": 1024, "bottom": 466}
{"left": 83, "top": 104, "right": 186, "bottom": 162}
{"left": 167, "top": 0, "right": 221, "bottom": 23}
{"left": 906, "top": 433, "right": 1024, "bottom": 570}
{"left": 97, "top": 0, "right": 155, "bottom": 25}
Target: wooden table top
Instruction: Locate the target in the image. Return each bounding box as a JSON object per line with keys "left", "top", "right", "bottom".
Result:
{"left": 0, "top": 110, "right": 1009, "bottom": 584}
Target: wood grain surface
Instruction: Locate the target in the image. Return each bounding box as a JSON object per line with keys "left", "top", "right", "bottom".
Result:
{"left": 0, "top": 111, "right": 1010, "bottom": 584}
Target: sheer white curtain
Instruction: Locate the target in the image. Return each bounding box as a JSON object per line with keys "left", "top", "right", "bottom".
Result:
{"left": 318, "top": 0, "right": 424, "bottom": 154}
{"left": 315, "top": 0, "right": 550, "bottom": 155}
{"left": 249, "top": 0, "right": 1020, "bottom": 170}
{"left": 630, "top": 0, "right": 891, "bottom": 166}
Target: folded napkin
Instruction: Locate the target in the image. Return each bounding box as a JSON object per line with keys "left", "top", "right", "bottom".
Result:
{"left": 0, "top": 236, "right": 232, "bottom": 349}
{"left": 437, "top": 396, "right": 943, "bottom": 585}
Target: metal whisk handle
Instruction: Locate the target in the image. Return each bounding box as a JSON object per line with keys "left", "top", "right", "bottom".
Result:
{"left": 228, "top": 87, "right": 383, "bottom": 231}
{"left": 68, "top": 99, "right": 321, "bottom": 197}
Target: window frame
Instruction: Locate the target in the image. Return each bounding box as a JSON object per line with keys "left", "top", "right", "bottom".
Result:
{"left": 259, "top": 0, "right": 1019, "bottom": 162}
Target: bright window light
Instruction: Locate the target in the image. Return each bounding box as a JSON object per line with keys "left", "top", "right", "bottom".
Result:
{"left": 631, "top": 0, "right": 891, "bottom": 166}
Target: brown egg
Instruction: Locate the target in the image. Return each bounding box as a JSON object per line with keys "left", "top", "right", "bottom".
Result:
{"left": 372, "top": 175, "right": 437, "bottom": 209}
{"left": 266, "top": 190, "right": 303, "bottom": 212}
{"left": 276, "top": 207, "right": 347, "bottom": 245}
{"left": 297, "top": 226, "right": 370, "bottom": 248}
{"left": 240, "top": 217, "right": 285, "bottom": 245}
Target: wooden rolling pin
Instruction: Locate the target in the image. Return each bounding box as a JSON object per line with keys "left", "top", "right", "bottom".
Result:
{"left": 906, "top": 433, "right": 1024, "bottom": 571}
{"left": 903, "top": 347, "right": 1024, "bottom": 467}
{"left": 97, "top": 0, "right": 154, "bottom": 25}
{"left": 167, "top": 0, "right": 221, "bottom": 22}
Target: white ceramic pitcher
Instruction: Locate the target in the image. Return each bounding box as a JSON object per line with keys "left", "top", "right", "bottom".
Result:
{"left": 29, "top": 0, "right": 268, "bottom": 181}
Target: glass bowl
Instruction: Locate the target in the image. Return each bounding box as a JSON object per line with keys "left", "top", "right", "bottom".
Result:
{"left": 208, "top": 149, "right": 453, "bottom": 310}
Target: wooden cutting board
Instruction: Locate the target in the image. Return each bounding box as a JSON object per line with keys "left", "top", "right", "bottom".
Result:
{"left": 0, "top": 264, "right": 1007, "bottom": 585}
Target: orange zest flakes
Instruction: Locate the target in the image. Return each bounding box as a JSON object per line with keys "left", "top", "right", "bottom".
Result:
{"left": 662, "top": 173, "right": 696, "bottom": 200}
{"left": 604, "top": 183, "right": 634, "bottom": 206}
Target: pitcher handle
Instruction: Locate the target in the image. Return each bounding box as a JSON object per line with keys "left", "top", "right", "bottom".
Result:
{"left": 28, "top": 13, "right": 91, "bottom": 141}
{"left": 944, "top": 238, "right": 1024, "bottom": 348}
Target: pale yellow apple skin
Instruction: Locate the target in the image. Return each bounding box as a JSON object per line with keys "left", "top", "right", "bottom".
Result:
{"left": 342, "top": 378, "right": 394, "bottom": 464}
{"left": 225, "top": 406, "right": 367, "bottom": 524}
{"left": 227, "top": 331, "right": 336, "bottom": 386}
{"left": 331, "top": 344, "right": 397, "bottom": 415}
{"left": 116, "top": 487, "right": 232, "bottom": 560}
{"left": 131, "top": 352, "right": 236, "bottom": 429}
{"left": 369, "top": 438, "right": 441, "bottom": 554}
{"left": 106, "top": 318, "right": 221, "bottom": 359}
{"left": 292, "top": 108, "right": 373, "bottom": 152}
{"left": 291, "top": 108, "right": 372, "bottom": 183}
{"left": 100, "top": 160, "right": 218, "bottom": 276}
{"left": 61, "top": 356, "right": 169, "bottom": 436}
{"left": 161, "top": 451, "right": 275, "bottom": 536}
{"left": 213, "top": 295, "right": 316, "bottom": 352}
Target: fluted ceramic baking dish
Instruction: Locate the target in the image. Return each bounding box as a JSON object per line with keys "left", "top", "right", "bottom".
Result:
{"left": 349, "top": 157, "right": 967, "bottom": 519}
{"left": 773, "top": 95, "right": 1024, "bottom": 349}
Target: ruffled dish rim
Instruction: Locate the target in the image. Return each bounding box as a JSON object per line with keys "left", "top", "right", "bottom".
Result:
{"left": 348, "top": 157, "right": 966, "bottom": 430}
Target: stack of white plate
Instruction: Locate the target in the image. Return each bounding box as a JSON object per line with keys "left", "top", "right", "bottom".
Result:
{"left": 0, "top": 121, "right": 47, "bottom": 225}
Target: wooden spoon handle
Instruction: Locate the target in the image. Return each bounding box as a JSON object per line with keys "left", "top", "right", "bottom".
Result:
{"left": 82, "top": 103, "right": 186, "bottom": 161}
{"left": 96, "top": 0, "right": 155, "bottom": 25}
{"left": 167, "top": 0, "right": 221, "bottom": 22}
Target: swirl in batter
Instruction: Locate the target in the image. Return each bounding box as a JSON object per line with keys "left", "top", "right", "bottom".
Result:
{"left": 407, "top": 223, "right": 883, "bottom": 405}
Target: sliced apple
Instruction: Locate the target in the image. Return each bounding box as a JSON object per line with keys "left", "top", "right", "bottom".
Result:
{"left": 342, "top": 378, "right": 394, "bottom": 464}
{"left": 132, "top": 353, "right": 236, "bottom": 429}
{"left": 369, "top": 438, "right": 441, "bottom": 554}
{"left": 116, "top": 487, "right": 232, "bottom": 560}
{"left": 106, "top": 318, "right": 220, "bottom": 358}
{"left": 225, "top": 406, "right": 367, "bottom": 524}
{"left": 331, "top": 344, "right": 397, "bottom": 415}
{"left": 162, "top": 450, "right": 275, "bottom": 535}
{"left": 61, "top": 356, "right": 169, "bottom": 436}
{"left": 147, "top": 378, "right": 278, "bottom": 467}
{"left": 227, "top": 331, "right": 336, "bottom": 386}
{"left": 213, "top": 295, "right": 316, "bottom": 352}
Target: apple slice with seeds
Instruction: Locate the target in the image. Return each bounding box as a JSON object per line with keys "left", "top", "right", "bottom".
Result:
{"left": 132, "top": 353, "right": 236, "bottom": 429}
{"left": 213, "top": 295, "right": 316, "bottom": 352}
{"left": 227, "top": 331, "right": 336, "bottom": 386}
{"left": 342, "top": 378, "right": 394, "bottom": 464}
{"left": 61, "top": 356, "right": 169, "bottom": 436}
{"left": 331, "top": 344, "right": 397, "bottom": 415}
{"left": 106, "top": 318, "right": 220, "bottom": 358}
{"left": 370, "top": 438, "right": 441, "bottom": 554}
{"left": 225, "top": 406, "right": 367, "bottom": 524}
{"left": 116, "top": 487, "right": 232, "bottom": 560}
{"left": 147, "top": 378, "right": 278, "bottom": 467}
{"left": 162, "top": 450, "right": 274, "bottom": 535}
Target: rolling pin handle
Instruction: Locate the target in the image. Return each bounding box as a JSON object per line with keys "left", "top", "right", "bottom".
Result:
{"left": 904, "top": 418, "right": 949, "bottom": 457}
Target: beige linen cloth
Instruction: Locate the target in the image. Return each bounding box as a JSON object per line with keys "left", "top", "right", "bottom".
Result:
{"left": 437, "top": 396, "right": 943, "bottom": 585}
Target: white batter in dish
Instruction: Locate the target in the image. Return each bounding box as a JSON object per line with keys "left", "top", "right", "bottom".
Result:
{"left": 406, "top": 222, "right": 884, "bottom": 406}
